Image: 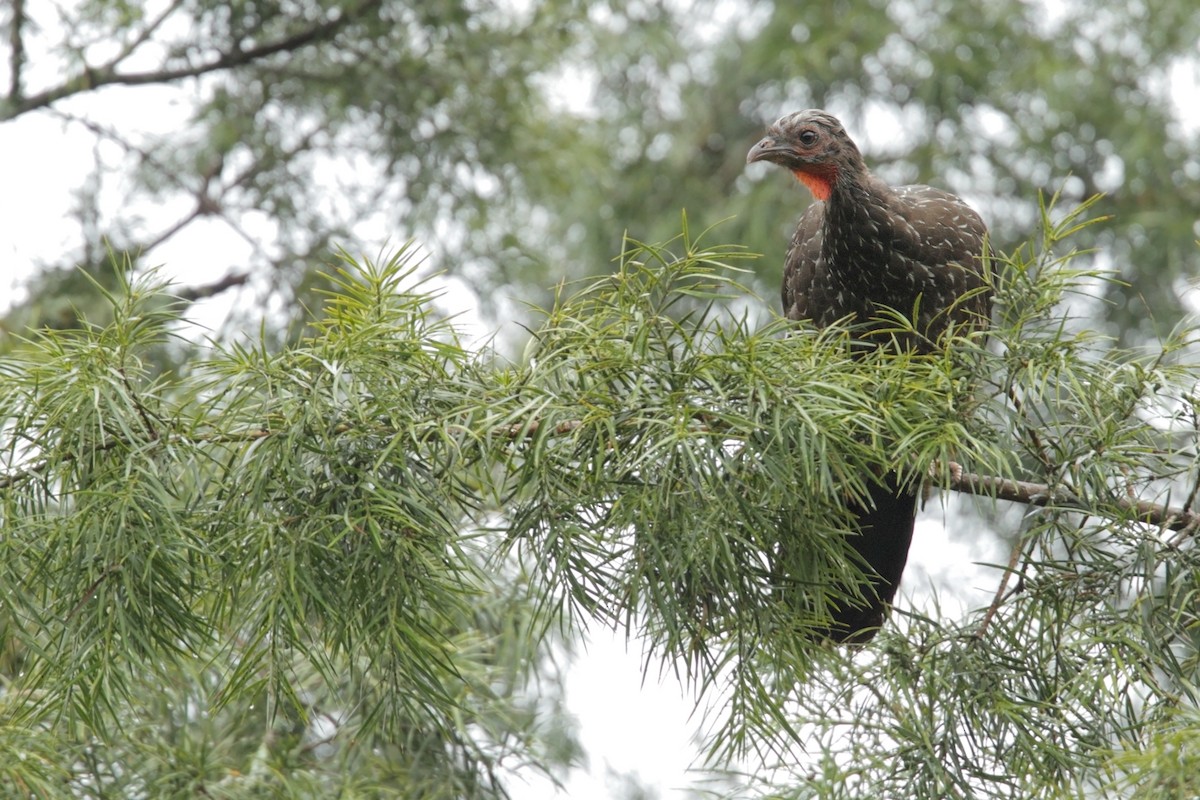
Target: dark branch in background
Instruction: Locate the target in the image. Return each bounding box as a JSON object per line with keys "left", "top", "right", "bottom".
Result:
{"left": 106, "top": 0, "right": 188, "bottom": 72}
{"left": 1, "top": 0, "right": 382, "bottom": 120}
{"left": 47, "top": 110, "right": 213, "bottom": 257}
{"left": 51, "top": 111, "right": 178, "bottom": 185}
{"left": 177, "top": 271, "right": 250, "bottom": 302}
{"left": 7, "top": 0, "right": 24, "bottom": 100}
{"left": 44, "top": 110, "right": 319, "bottom": 283}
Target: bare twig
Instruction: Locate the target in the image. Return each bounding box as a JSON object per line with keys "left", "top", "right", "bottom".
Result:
{"left": 2, "top": 0, "right": 382, "bottom": 120}
{"left": 177, "top": 272, "right": 251, "bottom": 302}
{"left": 140, "top": 204, "right": 207, "bottom": 253}
{"left": 47, "top": 110, "right": 180, "bottom": 185}
{"left": 106, "top": 0, "right": 187, "bottom": 72}
{"left": 55, "top": 109, "right": 325, "bottom": 261}
{"left": 7, "top": 0, "right": 25, "bottom": 100}
{"left": 947, "top": 465, "right": 1200, "bottom": 533}
{"left": 975, "top": 534, "right": 1028, "bottom": 638}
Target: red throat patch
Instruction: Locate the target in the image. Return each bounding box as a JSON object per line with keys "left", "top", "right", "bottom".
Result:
{"left": 792, "top": 168, "right": 835, "bottom": 202}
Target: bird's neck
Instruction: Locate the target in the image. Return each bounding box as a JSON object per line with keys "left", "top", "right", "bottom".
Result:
{"left": 797, "top": 159, "right": 882, "bottom": 212}
{"left": 823, "top": 171, "right": 892, "bottom": 230}
{"left": 791, "top": 166, "right": 837, "bottom": 202}
{"left": 819, "top": 171, "right": 898, "bottom": 272}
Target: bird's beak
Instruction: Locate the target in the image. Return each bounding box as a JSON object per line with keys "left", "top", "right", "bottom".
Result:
{"left": 746, "top": 135, "right": 787, "bottom": 165}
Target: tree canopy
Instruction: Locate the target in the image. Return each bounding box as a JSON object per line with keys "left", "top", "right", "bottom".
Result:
{"left": 3, "top": 208, "right": 1200, "bottom": 796}
{"left": 2, "top": 1, "right": 1200, "bottom": 797}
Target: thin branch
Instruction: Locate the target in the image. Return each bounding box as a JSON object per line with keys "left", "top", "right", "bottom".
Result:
{"left": 2, "top": 0, "right": 382, "bottom": 120}
{"left": 3, "top": 417, "right": 1196, "bottom": 538}
{"left": 47, "top": 109, "right": 181, "bottom": 184}
{"left": 975, "top": 534, "right": 1027, "bottom": 638}
{"left": 497, "top": 419, "right": 584, "bottom": 439}
{"left": 43, "top": 111, "right": 321, "bottom": 269}
{"left": 1004, "top": 382, "right": 1055, "bottom": 472}
{"left": 106, "top": 0, "right": 187, "bottom": 72}
{"left": 493, "top": 418, "right": 1200, "bottom": 532}
{"left": 1179, "top": 404, "right": 1200, "bottom": 517}
{"left": 66, "top": 563, "right": 122, "bottom": 621}
{"left": 177, "top": 271, "right": 251, "bottom": 302}
{"left": 141, "top": 204, "right": 207, "bottom": 253}
{"left": 7, "top": 0, "right": 24, "bottom": 100}
{"left": 497, "top": 415, "right": 1199, "bottom": 534}
{"left": 118, "top": 365, "right": 161, "bottom": 441}
{"left": 0, "top": 428, "right": 271, "bottom": 491}
{"left": 947, "top": 466, "right": 1200, "bottom": 533}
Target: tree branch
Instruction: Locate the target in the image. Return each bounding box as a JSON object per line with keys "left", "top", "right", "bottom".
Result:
{"left": 1, "top": 0, "right": 382, "bottom": 120}
{"left": 975, "top": 533, "right": 1028, "bottom": 638}
{"left": 0, "top": 428, "right": 272, "bottom": 491}
{"left": 42, "top": 110, "right": 319, "bottom": 275}
{"left": 3, "top": 418, "right": 1196, "bottom": 538}
{"left": 106, "top": 0, "right": 188, "bottom": 74}
{"left": 66, "top": 563, "right": 123, "bottom": 621}
{"left": 177, "top": 271, "right": 251, "bottom": 302}
{"left": 7, "top": 0, "right": 24, "bottom": 101}
{"left": 497, "top": 419, "right": 584, "bottom": 439}
{"left": 947, "top": 466, "right": 1200, "bottom": 533}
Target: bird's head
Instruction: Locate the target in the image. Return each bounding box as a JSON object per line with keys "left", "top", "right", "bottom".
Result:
{"left": 746, "top": 109, "right": 863, "bottom": 201}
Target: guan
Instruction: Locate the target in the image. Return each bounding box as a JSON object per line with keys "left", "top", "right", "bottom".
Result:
{"left": 747, "top": 109, "right": 990, "bottom": 642}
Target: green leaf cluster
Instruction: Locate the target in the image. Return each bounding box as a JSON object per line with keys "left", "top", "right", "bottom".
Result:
{"left": 1, "top": 209, "right": 1199, "bottom": 797}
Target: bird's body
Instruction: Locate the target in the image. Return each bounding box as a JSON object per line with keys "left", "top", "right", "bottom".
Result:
{"left": 782, "top": 179, "right": 988, "bottom": 346}
{"left": 748, "top": 109, "right": 989, "bottom": 642}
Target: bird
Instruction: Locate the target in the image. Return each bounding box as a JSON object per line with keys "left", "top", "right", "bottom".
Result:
{"left": 746, "top": 109, "right": 990, "bottom": 643}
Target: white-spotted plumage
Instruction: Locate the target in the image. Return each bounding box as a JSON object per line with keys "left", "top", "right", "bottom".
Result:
{"left": 747, "top": 109, "right": 990, "bottom": 643}
{"left": 750, "top": 110, "right": 989, "bottom": 349}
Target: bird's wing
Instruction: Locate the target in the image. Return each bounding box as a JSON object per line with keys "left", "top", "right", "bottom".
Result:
{"left": 887, "top": 185, "right": 990, "bottom": 335}
{"left": 891, "top": 185, "right": 987, "bottom": 265}
{"left": 781, "top": 203, "right": 825, "bottom": 322}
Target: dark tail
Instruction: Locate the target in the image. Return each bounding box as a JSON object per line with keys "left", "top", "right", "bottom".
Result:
{"left": 814, "top": 476, "right": 918, "bottom": 644}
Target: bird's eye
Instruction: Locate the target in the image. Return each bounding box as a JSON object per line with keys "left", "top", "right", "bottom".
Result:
{"left": 799, "top": 130, "right": 818, "bottom": 146}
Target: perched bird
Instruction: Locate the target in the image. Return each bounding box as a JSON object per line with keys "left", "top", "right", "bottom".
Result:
{"left": 747, "top": 109, "right": 989, "bottom": 642}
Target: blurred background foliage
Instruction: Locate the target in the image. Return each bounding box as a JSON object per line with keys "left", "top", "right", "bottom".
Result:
{"left": 2, "top": 0, "right": 1198, "bottom": 345}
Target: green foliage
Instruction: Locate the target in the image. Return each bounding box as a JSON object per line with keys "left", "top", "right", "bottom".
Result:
{"left": 1103, "top": 707, "right": 1200, "bottom": 799}
{"left": 488, "top": 224, "right": 999, "bottom": 757}
{"left": 6, "top": 1, "right": 1200, "bottom": 794}
{"left": 0, "top": 251, "right": 572, "bottom": 797}
{"left": 2, "top": 208, "right": 1198, "bottom": 796}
